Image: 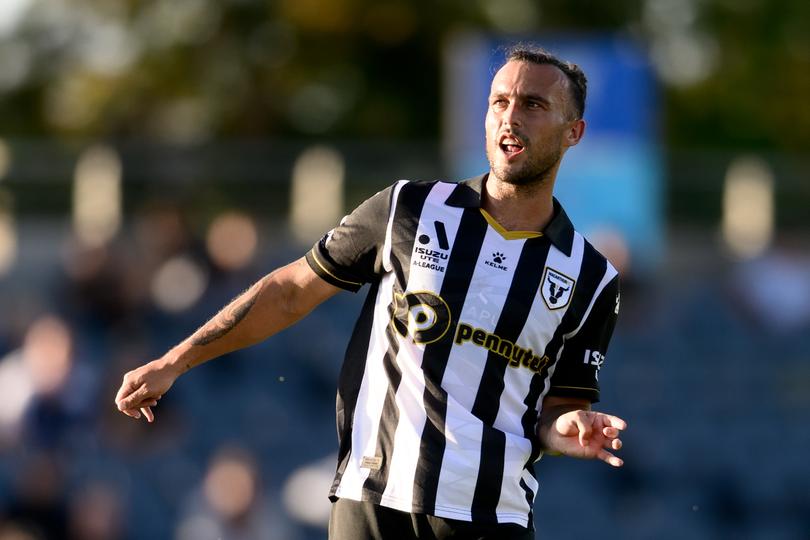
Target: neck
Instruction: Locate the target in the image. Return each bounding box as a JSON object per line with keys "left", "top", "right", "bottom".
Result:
{"left": 481, "top": 173, "right": 555, "bottom": 233}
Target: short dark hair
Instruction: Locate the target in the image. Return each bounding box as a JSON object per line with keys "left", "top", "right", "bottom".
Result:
{"left": 501, "top": 44, "right": 588, "bottom": 120}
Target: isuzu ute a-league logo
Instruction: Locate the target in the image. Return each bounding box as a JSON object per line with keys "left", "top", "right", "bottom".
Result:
{"left": 412, "top": 221, "right": 450, "bottom": 273}
{"left": 541, "top": 267, "right": 575, "bottom": 310}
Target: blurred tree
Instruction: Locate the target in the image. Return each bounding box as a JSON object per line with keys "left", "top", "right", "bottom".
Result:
{"left": 0, "top": 0, "right": 806, "bottom": 151}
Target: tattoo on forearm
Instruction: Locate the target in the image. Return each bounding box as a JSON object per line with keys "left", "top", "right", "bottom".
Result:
{"left": 190, "top": 285, "right": 261, "bottom": 346}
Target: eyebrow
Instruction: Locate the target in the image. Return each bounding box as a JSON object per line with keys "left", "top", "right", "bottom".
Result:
{"left": 522, "top": 93, "right": 551, "bottom": 105}
{"left": 489, "top": 91, "right": 551, "bottom": 106}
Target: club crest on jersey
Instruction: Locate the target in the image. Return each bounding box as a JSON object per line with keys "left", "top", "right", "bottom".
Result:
{"left": 541, "top": 267, "right": 575, "bottom": 310}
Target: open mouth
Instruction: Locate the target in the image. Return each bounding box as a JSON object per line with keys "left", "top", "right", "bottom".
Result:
{"left": 498, "top": 135, "right": 525, "bottom": 159}
{"left": 500, "top": 143, "right": 524, "bottom": 157}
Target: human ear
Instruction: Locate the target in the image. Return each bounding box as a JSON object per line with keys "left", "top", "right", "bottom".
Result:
{"left": 564, "top": 119, "right": 585, "bottom": 148}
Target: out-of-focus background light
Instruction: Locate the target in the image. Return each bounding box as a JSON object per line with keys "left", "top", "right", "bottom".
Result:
{"left": 0, "top": 140, "right": 14, "bottom": 277}
{"left": 206, "top": 211, "right": 259, "bottom": 272}
{"left": 290, "top": 146, "right": 345, "bottom": 245}
{"left": 0, "top": 140, "right": 11, "bottom": 178}
{"left": 0, "top": 192, "right": 16, "bottom": 277}
{"left": 72, "top": 145, "right": 122, "bottom": 248}
{"left": 150, "top": 255, "right": 208, "bottom": 313}
{"left": 281, "top": 454, "right": 335, "bottom": 527}
{"left": 0, "top": 0, "right": 808, "bottom": 538}
{"left": 722, "top": 156, "right": 774, "bottom": 259}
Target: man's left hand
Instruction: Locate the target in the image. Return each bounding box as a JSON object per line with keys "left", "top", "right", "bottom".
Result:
{"left": 540, "top": 409, "right": 627, "bottom": 467}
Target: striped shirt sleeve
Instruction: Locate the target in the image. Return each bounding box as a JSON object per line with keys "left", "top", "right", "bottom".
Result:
{"left": 305, "top": 184, "right": 395, "bottom": 292}
{"left": 548, "top": 275, "right": 620, "bottom": 403}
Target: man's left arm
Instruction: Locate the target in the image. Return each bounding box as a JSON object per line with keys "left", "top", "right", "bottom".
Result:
{"left": 538, "top": 274, "right": 626, "bottom": 467}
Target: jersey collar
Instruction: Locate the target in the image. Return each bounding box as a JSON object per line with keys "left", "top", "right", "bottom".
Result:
{"left": 445, "top": 173, "right": 575, "bottom": 256}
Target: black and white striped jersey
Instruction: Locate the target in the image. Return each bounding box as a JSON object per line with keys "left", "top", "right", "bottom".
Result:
{"left": 305, "top": 174, "right": 620, "bottom": 529}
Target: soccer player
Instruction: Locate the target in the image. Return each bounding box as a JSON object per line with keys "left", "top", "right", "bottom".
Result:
{"left": 115, "top": 44, "right": 626, "bottom": 540}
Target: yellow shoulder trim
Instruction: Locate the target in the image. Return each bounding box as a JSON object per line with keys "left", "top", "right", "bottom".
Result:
{"left": 479, "top": 209, "right": 543, "bottom": 240}
{"left": 310, "top": 250, "right": 362, "bottom": 286}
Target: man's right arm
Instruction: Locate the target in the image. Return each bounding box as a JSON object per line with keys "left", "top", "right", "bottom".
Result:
{"left": 114, "top": 257, "right": 341, "bottom": 421}
{"left": 117, "top": 181, "right": 399, "bottom": 422}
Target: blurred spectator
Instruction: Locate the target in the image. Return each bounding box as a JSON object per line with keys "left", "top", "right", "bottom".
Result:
{"left": 132, "top": 203, "right": 194, "bottom": 267}
{"left": 730, "top": 246, "right": 810, "bottom": 334}
{"left": 281, "top": 454, "right": 336, "bottom": 529}
{"left": 0, "top": 345, "right": 32, "bottom": 449}
{"left": 0, "top": 315, "right": 94, "bottom": 449}
{"left": 59, "top": 238, "right": 146, "bottom": 329}
{"left": 0, "top": 523, "right": 42, "bottom": 540}
{"left": 175, "top": 445, "right": 300, "bottom": 540}
{"left": 3, "top": 452, "right": 67, "bottom": 539}
{"left": 589, "top": 226, "right": 632, "bottom": 278}
{"left": 67, "top": 481, "right": 123, "bottom": 540}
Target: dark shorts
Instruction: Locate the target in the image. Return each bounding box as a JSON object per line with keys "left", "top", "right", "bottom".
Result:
{"left": 328, "top": 498, "right": 535, "bottom": 540}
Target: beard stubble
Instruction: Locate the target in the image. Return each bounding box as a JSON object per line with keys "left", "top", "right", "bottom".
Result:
{"left": 487, "top": 131, "right": 563, "bottom": 188}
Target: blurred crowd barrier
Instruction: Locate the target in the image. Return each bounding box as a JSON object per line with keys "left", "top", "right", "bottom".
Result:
{"left": 0, "top": 140, "right": 808, "bottom": 539}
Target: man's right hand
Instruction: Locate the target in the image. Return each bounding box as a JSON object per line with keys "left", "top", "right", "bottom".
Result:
{"left": 115, "top": 358, "right": 180, "bottom": 422}
{"left": 113, "top": 257, "right": 342, "bottom": 423}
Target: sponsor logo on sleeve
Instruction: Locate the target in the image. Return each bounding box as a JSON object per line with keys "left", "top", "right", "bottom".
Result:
{"left": 583, "top": 349, "right": 605, "bottom": 380}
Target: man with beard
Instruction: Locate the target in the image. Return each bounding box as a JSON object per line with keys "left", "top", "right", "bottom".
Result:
{"left": 115, "top": 44, "right": 626, "bottom": 540}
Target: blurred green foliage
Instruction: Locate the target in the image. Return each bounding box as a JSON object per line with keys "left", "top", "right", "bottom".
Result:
{"left": 0, "top": 0, "right": 807, "bottom": 151}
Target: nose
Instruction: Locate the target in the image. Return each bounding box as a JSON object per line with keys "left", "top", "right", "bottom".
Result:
{"left": 500, "top": 101, "right": 522, "bottom": 128}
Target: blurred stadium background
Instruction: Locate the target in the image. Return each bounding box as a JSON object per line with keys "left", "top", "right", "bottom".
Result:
{"left": 0, "top": 0, "right": 809, "bottom": 538}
